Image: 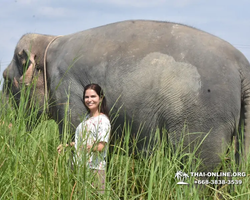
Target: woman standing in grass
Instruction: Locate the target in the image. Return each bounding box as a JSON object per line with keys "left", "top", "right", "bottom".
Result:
{"left": 75, "top": 83, "right": 111, "bottom": 193}
{"left": 58, "top": 83, "right": 111, "bottom": 193}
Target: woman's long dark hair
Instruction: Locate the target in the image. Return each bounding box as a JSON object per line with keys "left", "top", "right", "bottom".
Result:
{"left": 83, "top": 83, "right": 109, "bottom": 118}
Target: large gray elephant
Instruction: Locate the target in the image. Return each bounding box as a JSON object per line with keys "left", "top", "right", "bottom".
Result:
{"left": 2, "top": 20, "right": 250, "bottom": 171}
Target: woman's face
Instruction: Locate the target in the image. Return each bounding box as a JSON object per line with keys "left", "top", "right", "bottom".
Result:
{"left": 84, "top": 89, "right": 101, "bottom": 113}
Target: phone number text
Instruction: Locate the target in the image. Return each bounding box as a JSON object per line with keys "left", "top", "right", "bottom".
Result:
{"left": 194, "top": 180, "right": 242, "bottom": 185}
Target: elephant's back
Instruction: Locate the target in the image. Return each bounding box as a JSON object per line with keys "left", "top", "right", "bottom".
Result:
{"left": 49, "top": 20, "right": 246, "bottom": 72}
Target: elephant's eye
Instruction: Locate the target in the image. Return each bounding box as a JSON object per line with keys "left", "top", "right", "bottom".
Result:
{"left": 14, "top": 56, "right": 23, "bottom": 76}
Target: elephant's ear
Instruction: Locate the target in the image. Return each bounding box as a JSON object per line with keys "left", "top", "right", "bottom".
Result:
{"left": 19, "top": 49, "right": 36, "bottom": 85}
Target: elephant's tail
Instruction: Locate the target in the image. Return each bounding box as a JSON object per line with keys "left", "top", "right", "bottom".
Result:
{"left": 237, "top": 65, "right": 250, "bottom": 163}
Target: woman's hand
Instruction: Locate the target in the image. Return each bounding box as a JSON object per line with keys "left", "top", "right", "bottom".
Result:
{"left": 57, "top": 142, "right": 75, "bottom": 154}
{"left": 57, "top": 144, "right": 64, "bottom": 154}
{"left": 87, "top": 142, "right": 106, "bottom": 152}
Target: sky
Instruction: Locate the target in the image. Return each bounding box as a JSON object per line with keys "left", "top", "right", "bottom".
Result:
{"left": 0, "top": 0, "right": 250, "bottom": 87}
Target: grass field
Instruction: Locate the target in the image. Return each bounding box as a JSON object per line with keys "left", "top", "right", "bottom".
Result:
{"left": 0, "top": 85, "right": 250, "bottom": 199}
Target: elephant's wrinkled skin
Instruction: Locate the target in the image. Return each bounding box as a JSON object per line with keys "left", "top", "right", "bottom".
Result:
{"left": 3, "top": 20, "right": 250, "bottom": 171}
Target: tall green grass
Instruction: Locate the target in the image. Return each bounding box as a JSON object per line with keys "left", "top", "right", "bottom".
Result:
{"left": 0, "top": 82, "right": 250, "bottom": 199}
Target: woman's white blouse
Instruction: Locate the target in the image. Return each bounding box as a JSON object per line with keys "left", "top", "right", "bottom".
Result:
{"left": 74, "top": 114, "right": 111, "bottom": 170}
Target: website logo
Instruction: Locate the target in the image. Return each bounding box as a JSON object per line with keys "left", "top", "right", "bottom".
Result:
{"left": 175, "top": 171, "right": 189, "bottom": 185}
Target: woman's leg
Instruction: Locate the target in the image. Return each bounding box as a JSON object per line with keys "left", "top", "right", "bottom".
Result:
{"left": 92, "top": 169, "right": 106, "bottom": 194}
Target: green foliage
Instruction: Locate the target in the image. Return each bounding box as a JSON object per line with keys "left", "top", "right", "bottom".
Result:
{"left": 0, "top": 85, "right": 250, "bottom": 199}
